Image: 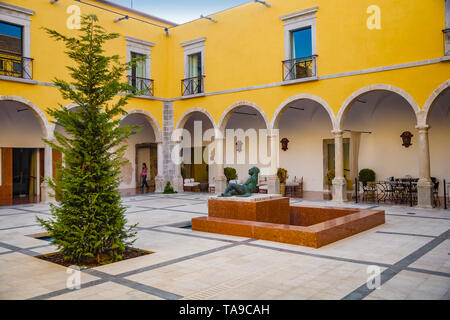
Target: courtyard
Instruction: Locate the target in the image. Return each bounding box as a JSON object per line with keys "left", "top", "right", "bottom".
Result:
{"left": 0, "top": 192, "right": 448, "bottom": 300}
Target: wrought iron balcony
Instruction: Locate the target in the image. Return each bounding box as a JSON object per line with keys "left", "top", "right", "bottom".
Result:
{"left": 443, "top": 28, "right": 450, "bottom": 56}
{"left": 181, "top": 75, "right": 205, "bottom": 96}
{"left": 128, "top": 76, "right": 154, "bottom": 96}
{"left": 0, "top": 51, "right": 33, "bottom": 79}
{"left": 282, "top": 55, "right": 317, "bottom": 81}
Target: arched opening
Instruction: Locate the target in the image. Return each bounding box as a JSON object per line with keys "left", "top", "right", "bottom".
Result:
{"left": 341, "top": 89, "right": 419, "bottom": 202}
{"left": 273, "top": 97, "right": 335, "bottom": 197}
{"left": 0, "top": 98, "right": 48, "bottom": 205}
{"left": 118, "top": 111, "right": 162, "bottom": 195}
{"left": 427, "top": 86, "right": 450, "bottom": 199}
{"left": 176, "top": 109, "right": 216, "bottom": 192}
{"left": 219, "top": 102, "right": 270, "bottom": 184}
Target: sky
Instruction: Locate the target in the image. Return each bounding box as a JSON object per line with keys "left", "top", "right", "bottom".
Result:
{"left": 109, "top": 0, "right": 249, "bottom": 24}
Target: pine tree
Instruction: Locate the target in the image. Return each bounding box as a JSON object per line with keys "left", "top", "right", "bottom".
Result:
{"left": 37, "top": 15, "right": 139, "bottom": 264}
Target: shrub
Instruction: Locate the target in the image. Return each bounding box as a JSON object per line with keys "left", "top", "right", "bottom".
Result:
{"left": 277, "top": 168, "right": 288, "bottom": 184}
{"left": 358, "top": 168, "right": 376, "bottom": 185}
{"left": 224, "top": 167, "right": 237, "bottom": 182}
{"left": 163, "top": 182, "right": 177, "bottom": 194}
{"left": 325, "top": 169, "right": 335, "bottom": 187}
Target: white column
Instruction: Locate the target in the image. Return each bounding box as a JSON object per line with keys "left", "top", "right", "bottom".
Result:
{"left": 155, "top": 142, "right": 165, "bottom": 193}
{"left": 171, "top": 140, "right": 184, "bottom": 193}
{"left": 268, "top": 131, "right": 280, "bottom": 195}
{"left": 416, "top": 125, "right": 433, "bottom": 208}
{"left": 214, "top": 135, "right": 227, "bottom": 194}
{"left": 41, "top": 144, "right": 53, "bottom": 203}
{"left": 332, "top": 130, "right": 347, "bottom": 202}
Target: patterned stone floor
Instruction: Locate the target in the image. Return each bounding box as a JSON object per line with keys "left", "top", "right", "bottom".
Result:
{"left": 0, "top": 193, "right": 449, "bottom": 300}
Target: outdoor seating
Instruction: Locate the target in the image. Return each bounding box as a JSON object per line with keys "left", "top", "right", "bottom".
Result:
{"left": 184, "top": 178, "right": 200, "bottom": 192}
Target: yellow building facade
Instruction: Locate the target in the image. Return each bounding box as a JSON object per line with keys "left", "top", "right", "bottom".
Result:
{"left": 0, "top": 0, "right": 449, "bottom": 207}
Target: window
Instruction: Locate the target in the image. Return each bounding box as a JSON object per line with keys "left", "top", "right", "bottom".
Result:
{"left": 280, "top": 7, "right": 318, "bottom": 81}
{"left": 0, "top": 21, "right": 24, "bottom": 77}
{"left": 181, "top": 37, "right": 206, "bottom": 96}
{"left": 130, "top": 52, "right": 151, "bottom": 94}
{"left": 0, "top": 3, "right": 34, "bottom": 79}
{"left": 126, "top": 36, "right": 154, "bottom": 96}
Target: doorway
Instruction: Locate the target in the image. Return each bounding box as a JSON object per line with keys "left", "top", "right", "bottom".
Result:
{"left": 12, "top": 148, "right": 40, "bottom": 203}
{"left": 135, "top": 143, "right": 157, "bottom": 191}
{"left": 323, "top": 139, "right": 351, "bottom": 190}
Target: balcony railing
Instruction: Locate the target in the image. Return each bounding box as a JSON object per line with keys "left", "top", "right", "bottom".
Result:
{"left": 443, "top": 28, "right": 450, "bottom": 56}
{"left": 181, "top": 75, "right": 205, "bottom": 96}
{"left": 282, "top": 55, "right": 317, "bottom": 81}
{"left": 128, "top": 76, "right": 154, "bottom": 96}
{"left": 0, "top": 51, "right": 33, "bottom": 79}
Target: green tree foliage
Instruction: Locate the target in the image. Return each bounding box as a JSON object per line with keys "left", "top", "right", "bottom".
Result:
{"left": 224, "top": 167, "right": 237, "bottom": 182}
{"left": 37, "top": 15, "right": 139, "bottom": 264}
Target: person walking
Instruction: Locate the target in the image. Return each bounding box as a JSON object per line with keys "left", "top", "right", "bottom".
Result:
{"left": 141, "top": 163, "right": 149, "bottom": 190}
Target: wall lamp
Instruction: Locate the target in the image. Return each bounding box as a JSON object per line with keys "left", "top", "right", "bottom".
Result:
{"left": 200, "top": 15, "right": 217, "bottom": 23}
{"left": 114, "top": 15, "right": 129, "bottom": 23}
{"left": 49, "top": 0, "right": 59, "bottom": 4}
{"left": 164, "top": 28, "right": 170, "bottom": 36}
{"left": 254, "top": 0, "right": 271, "bottom": 8}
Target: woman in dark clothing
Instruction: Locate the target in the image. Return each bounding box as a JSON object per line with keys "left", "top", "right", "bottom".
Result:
{"left": 141, "top": 163, "right": 149, "bottom": 190}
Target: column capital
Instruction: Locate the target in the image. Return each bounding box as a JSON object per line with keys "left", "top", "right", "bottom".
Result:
{"left": 415, "top": 124, "right": 430, "bottom": 131}
{"left": 331, "top": 129, "right": 344, "bottom": 136}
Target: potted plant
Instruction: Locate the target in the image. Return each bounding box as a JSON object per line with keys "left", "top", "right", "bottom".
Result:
{"left": 277, "top": 168, "right": 288, "bottom": 196}
{"left": 224, "top": 167, "right": 237, "bottom": 184}
{"left": 163, "top": 181, "right": 177, "bottom": 194}
{"left": 325, "top": 169, "right": 335, "bottom": 190}
{"left": 358, "top": 168, "right": 376, "bottom": 186}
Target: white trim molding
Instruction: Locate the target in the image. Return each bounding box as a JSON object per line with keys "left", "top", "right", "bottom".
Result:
{"left": 125, "top": 36, "right": 154, "bottom": 81}
{"left": 279, "top": 6, "right": 318, "bottom": 22}
{"left": 181, "top": 37, "right": 206, "bottom": 92}
{"left": 0, "top": 1, "right": 34, "bottom": 78}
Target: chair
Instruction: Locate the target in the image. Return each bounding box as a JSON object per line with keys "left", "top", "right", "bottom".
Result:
{"left": 184, "top": 178, "right": 200, "bottom": 192}
{"left": 362, "top": 181, "right": 378, "bottom": 202}
{"left": 431, "top": 177, "right": 440, "bottom": 208}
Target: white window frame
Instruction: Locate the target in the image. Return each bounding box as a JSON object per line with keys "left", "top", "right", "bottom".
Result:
{"left": 0, "top": 2, "right": 34, "bottom": 78}
{"left": 181, "top": 37, "right": 206, "bottom": 94}
{"left": 280, "top": 7, "right": 318, "bottom": 81}
{"left": 125, "top": 36, "right": 154, "bottom": 81}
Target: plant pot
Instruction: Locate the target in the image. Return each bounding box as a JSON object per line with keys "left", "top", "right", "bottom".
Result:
{"left": 280, "top": 183, "right": 286, "bottom": 196}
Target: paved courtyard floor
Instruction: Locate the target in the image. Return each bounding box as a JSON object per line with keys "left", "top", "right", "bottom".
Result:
{"left": 0, "top": 193, "right": 449, "bottom": 300}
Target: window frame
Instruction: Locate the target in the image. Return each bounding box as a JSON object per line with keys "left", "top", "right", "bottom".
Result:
{"left": 0, "top": 2, "right": 34, "bottom": 79}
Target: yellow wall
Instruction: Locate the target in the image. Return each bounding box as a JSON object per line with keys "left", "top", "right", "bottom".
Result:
{"left": 1, "top": 0, "right": 449, "bottom": 131}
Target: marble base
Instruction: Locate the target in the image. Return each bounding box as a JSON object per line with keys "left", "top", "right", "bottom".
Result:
{"left": 193, "top": 200, "right": 385, "bottom": 248}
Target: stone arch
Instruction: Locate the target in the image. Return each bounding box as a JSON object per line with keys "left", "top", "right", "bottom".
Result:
{"left": 175, "top": 107, "right": 217, "bottom": 131}
{"left": 48, "top": 103, "right": 78, "bottom": 140}
{"left": 271, "top": 94, "right": 337, "bottom": 130}
{"left": 218, "top": 101, "right": 271, "bottom": 134}
{"left": 120, "top": 109, "right": 163, "bottom": 143}
{"left": 0, "top": 95, "right": 50, "bottom": 139}
{"left": 337, "top": 84, "right": 420, "bottom": 130}
{"left": 421, "top": 80, "right": 450, "bottom": 127}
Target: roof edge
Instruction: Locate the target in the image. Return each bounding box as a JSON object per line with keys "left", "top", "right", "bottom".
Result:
{"left": 92, "top": 0, "right": 178, "bottom": 27}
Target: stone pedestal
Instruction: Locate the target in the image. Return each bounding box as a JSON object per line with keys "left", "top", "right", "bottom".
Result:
{"left": 40, "top": 182, "right": 53, "bottom": 204}
{"left": 332, "top": 177, "right": 347, "bottom": 203}
{"left": 267, "top": 175, "right": 280, "bottom": 195}
{"left": 171, "top": 175, "right": 184, "bottom": 193}
{"left": 214, "top": 176, "right": 227, "bottom": 195}
{"left": 417, "top": 179, "right": 433, "bottom": 209}
{"left": 207, "top": 194, "right": 290, "bottom": 224}
{"left": 155, "top": 175, "right": 165, "bottom": 193}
